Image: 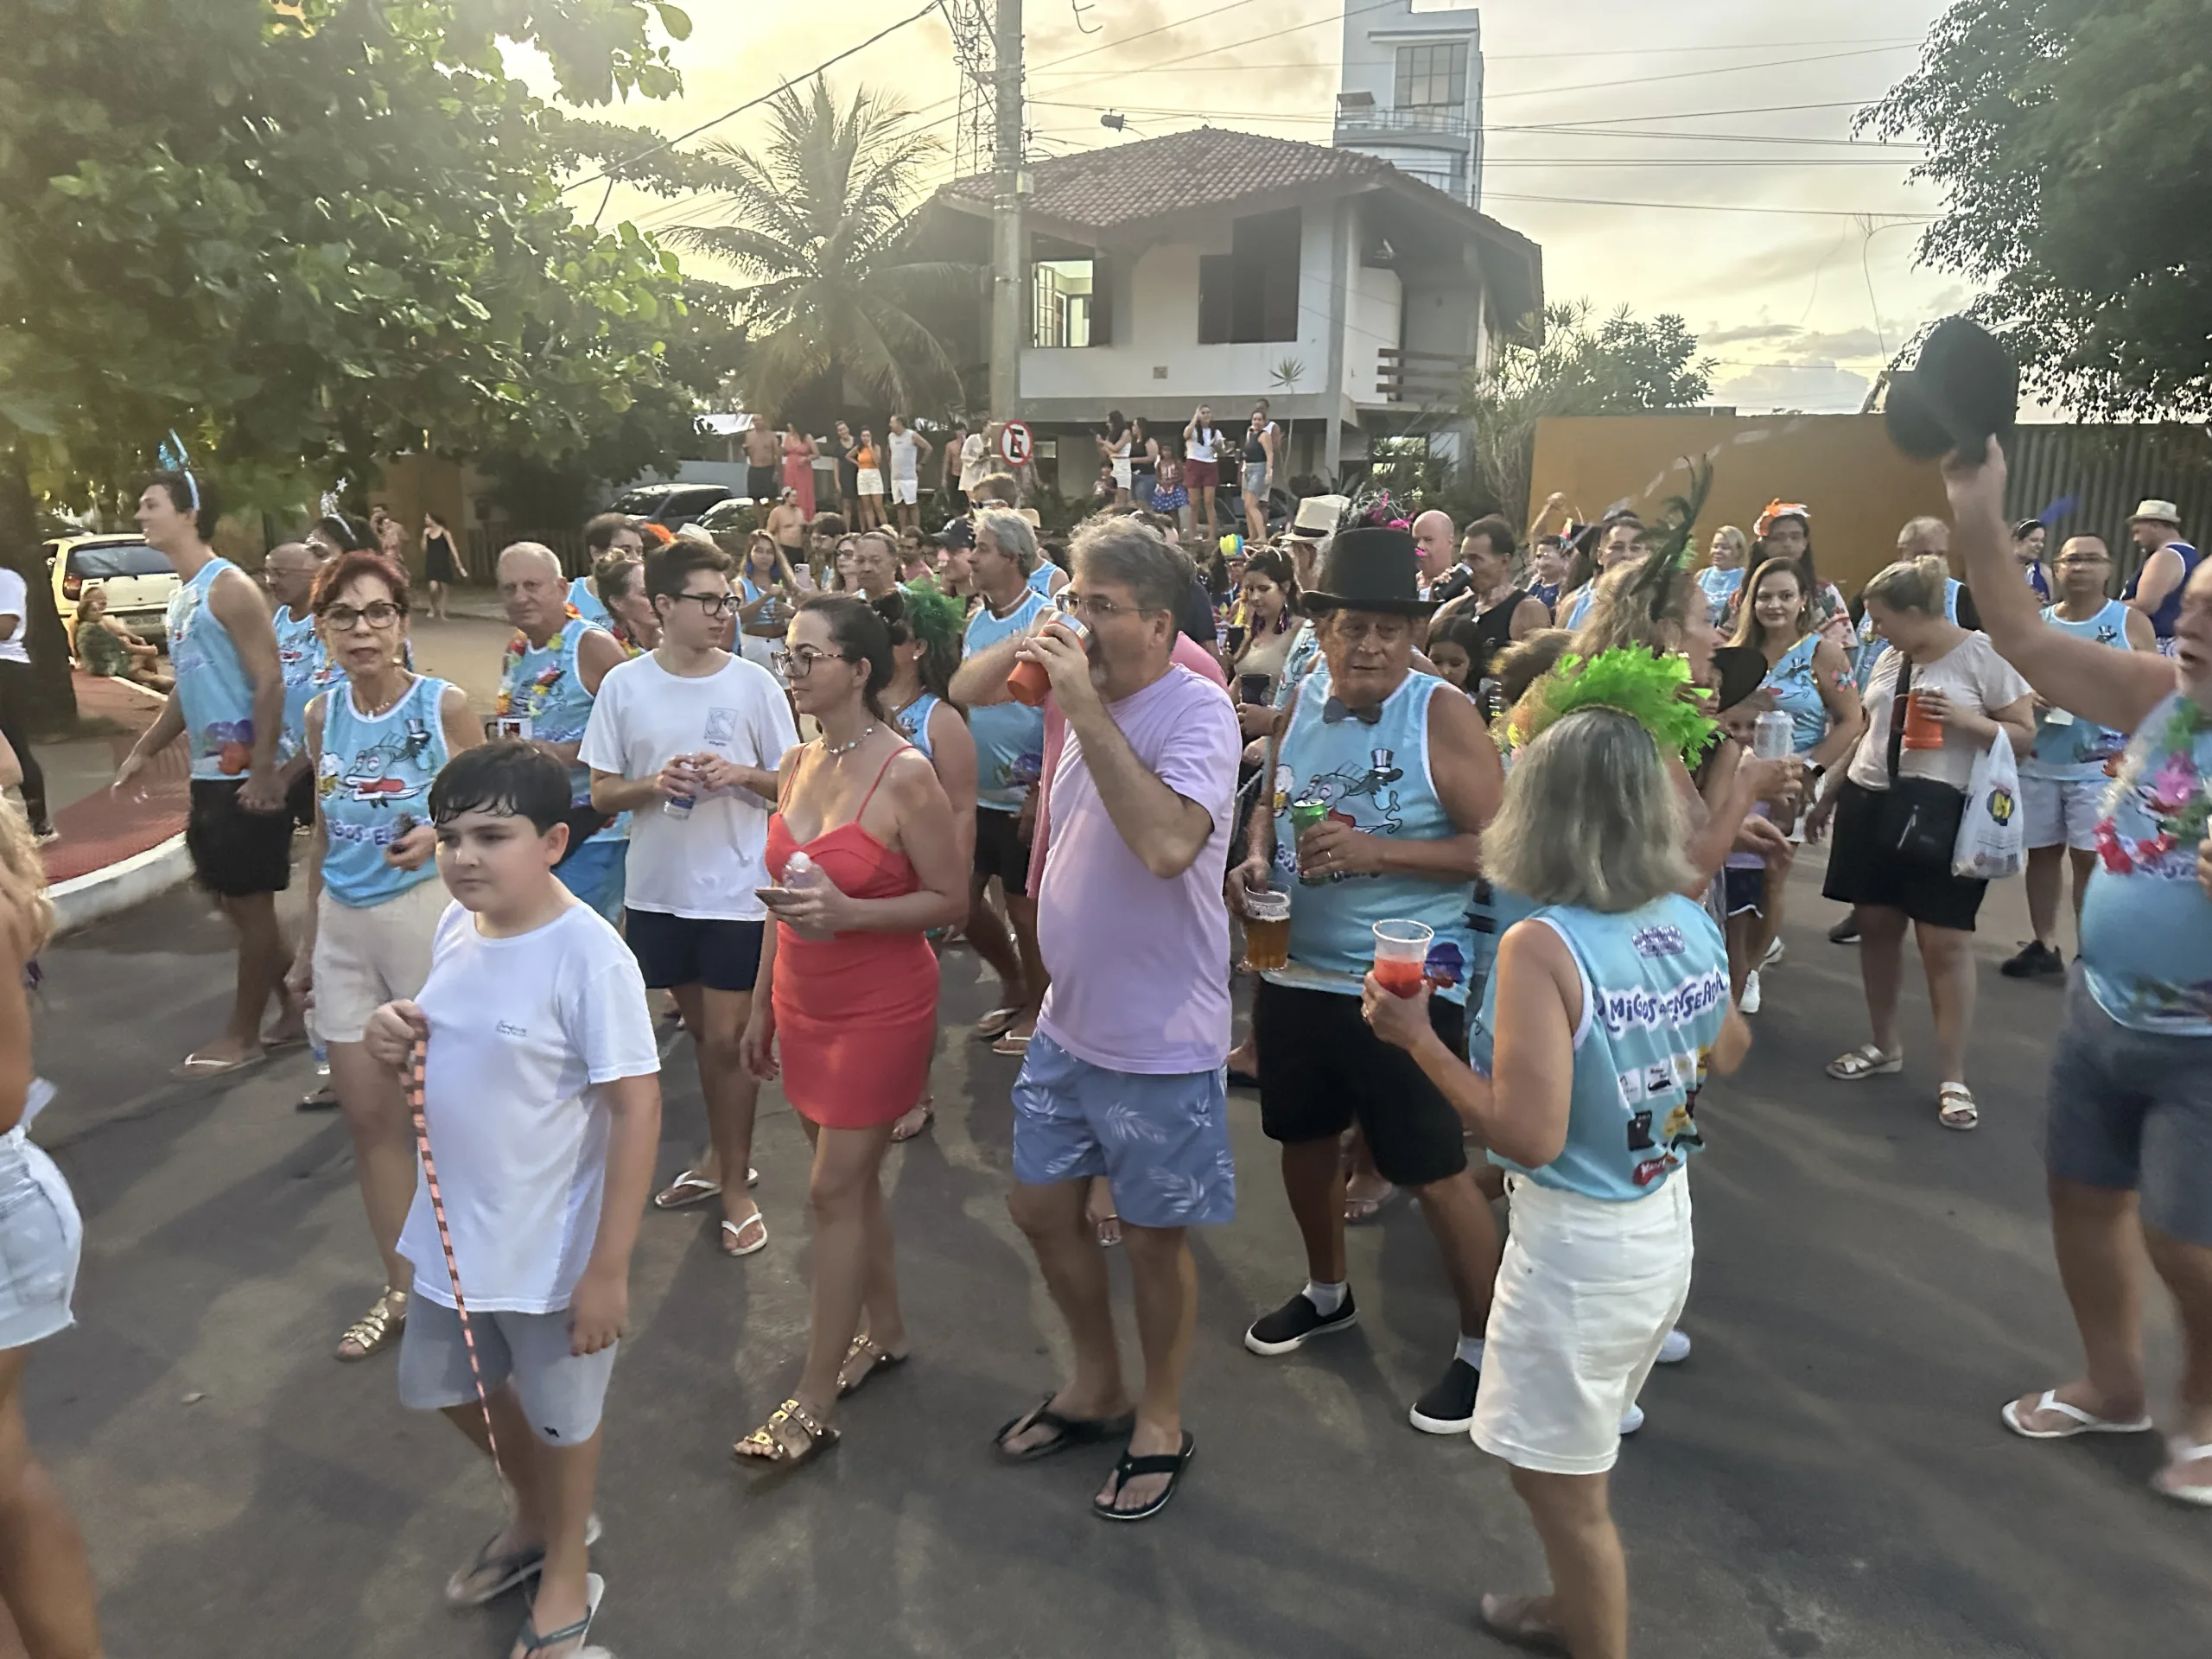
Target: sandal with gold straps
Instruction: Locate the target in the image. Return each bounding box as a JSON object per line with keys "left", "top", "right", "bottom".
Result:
{"left": 334, "top": 1287, "right": 407, "bottom": 1363}
{"left": 836, "top": 1334, "right": 908, "bottom": 1399}
{"left": 733, "top": 1397, "right": 840, "bottom": 1467}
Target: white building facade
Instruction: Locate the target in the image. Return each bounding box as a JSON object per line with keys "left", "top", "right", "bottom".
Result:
{"left": 1332, "top": 0, "right": 1484, "bottom": 210}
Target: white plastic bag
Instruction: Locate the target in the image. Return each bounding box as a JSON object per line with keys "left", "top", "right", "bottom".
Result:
{"left": 1953, "top": 734, "right": 2024, "bottom": 880}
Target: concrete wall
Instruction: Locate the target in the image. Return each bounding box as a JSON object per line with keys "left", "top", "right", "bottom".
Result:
{"left": 1019, "top": 204, "right": 1340, "bottom": 409}
{"left": 1529, "top": 413, "right": 1952, "bottom": 599}
{"left": 1337, "top": 0, "right": 1483, "bottom": 205}
{"left": 1343, "top": 252, "right": 1403, "bottom": 408}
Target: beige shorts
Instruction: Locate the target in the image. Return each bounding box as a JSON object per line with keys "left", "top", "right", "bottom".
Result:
{"left": 1471, "top": 1173, "right": 1693, "bottom": 1476}
{"left": 312, "top": 878, "right": 448, "bottom": 1043}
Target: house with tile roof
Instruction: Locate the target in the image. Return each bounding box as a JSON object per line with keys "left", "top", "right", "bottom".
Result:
{"left": 920, "top": 126, "right": 1541, "bottom": 497}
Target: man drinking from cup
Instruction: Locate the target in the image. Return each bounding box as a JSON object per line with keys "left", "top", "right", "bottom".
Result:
{"left": 1229, "top": 524, "right": 1508, "bottom": 1436}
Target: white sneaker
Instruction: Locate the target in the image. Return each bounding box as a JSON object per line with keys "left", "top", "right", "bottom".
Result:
{"left": 1740, "top": 970, "right": 1762, "bottom": 1015}
{"left": 1761, "top": 936, "right": 1785, "bottom": 969}
{"left": 1619, "top": 1403, "right": 1645, "bottom": 1435}
{"left": 1656, "top": 1327, "right": 1691, "bottom": 1364}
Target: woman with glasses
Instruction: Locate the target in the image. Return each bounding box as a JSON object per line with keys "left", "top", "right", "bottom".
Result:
{"left": 287, "top": 550, "right": 480, "bottom": 1361}
{"left": 875, "top": 585, "right": 978, "bottom": 1141}
{"left": 735, "top": 596, "right": 967, "bottom": 1467}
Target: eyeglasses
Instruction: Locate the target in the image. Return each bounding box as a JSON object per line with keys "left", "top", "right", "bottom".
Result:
{"left": 1059, "top": 591, "right": 1154, "bottom": 623}
{"left": 672, "top": 591, "right": 739, "bottom": 618}
{"left": 772, "top": 645, "right": 852, "bottom": 677}
{"left": 322, "top": 601, "right": 404, "bottom": 630}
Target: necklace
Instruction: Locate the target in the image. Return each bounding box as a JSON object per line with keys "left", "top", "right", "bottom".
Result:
{"left": 353, "top": 672, "right": 414, "bottom": 718}
{"left": 822, "top": 721, "right": 877, "bottom": 757}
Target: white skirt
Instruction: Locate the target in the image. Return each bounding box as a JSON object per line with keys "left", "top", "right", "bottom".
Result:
{"left": 1471, "top": 1173, "right": 1693, "bottom": 1476}
{"left": 856, "top": 467, "right": 885, "bottom": 496}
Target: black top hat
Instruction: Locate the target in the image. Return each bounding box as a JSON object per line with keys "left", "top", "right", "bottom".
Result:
{"left": 1708, "top": 645, "right": 1771, "bottom": 715}
{"left": 1302, "top": 525, "right": 1433, "bottom": 617}
{"left": 1885, "top": 315, "right": 2018, "bottom": 461}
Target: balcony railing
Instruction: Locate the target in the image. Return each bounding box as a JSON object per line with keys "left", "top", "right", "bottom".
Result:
{"left": 1374, "top": 346, "right": 1474, "bottom": 405}
{"left": 1333, "top": 105, "right": 1473, "bottom": 141}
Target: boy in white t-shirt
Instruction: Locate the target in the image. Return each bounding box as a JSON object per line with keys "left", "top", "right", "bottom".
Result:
{"left": 365, "top": 741, "right": 660, "bottom": 1657}
{"left": 581, "top": 538, "right": 798, "bottom": 1256}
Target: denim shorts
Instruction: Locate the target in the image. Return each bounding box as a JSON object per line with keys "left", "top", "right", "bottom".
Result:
{"left": 1011, "top": 1031, "right": 1235, "bottom": 1228}
{"left": 397, "top": 1295, "right": 619, "bottom": 1446}
{"left": 2044, "top": 965, "right": 2212, "bottom": 1245}
{"left": 555, "top": 836, "right": 628, "bottom": 925}
{"left": 0, "top": 1134, "right": 83, "bottom": 1351}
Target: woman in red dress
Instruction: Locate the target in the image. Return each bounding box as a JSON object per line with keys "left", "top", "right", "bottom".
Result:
{"left": 736, "top": 595, "right": 968, "bottom": 1466}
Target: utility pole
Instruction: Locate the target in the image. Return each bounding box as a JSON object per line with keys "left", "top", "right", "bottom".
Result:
{"left": 988, "top": 0, "right": 1024, "bottom": 423}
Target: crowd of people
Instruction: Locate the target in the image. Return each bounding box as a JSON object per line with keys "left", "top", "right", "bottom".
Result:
{"left": 0, "top": 432, "right": 2206, "bottom": 1659}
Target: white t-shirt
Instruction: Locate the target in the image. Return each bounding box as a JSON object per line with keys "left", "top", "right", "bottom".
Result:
{"left": 398, "top": 900, "right": 659, "bottom": 1315}
{"left": 580, "top": 652, "right": 798, "bottom": 919}
{"left": 1186, "top": 425, "right": 1221, "bottom": 464}
{"left": 959, "top": 433, "right": 990, "bottom": 493}
{"left": 1847, "top": 631, "right": 2031, "bottom": 794}
{"left": 0, "top": 568, "right": 29, "bottom": 664}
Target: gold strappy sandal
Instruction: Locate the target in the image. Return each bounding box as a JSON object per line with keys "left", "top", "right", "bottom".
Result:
{"left": 836, "top": 1334, "right": 909, "bottom": 1398}
{"left": 732, "top": 1397, "right": 840, "bottom": 1467}
{"left": 334, "top": 1287, "right": 407, "bottom": 1362}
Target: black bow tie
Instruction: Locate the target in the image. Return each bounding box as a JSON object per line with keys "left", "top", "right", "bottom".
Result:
{"left": 1321, "top": 696, "right": 1382, "bottom": 726}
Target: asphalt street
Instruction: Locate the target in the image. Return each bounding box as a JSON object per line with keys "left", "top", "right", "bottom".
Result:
{"left": 20, "top": 620, "right": 2212, "bottom": 1656}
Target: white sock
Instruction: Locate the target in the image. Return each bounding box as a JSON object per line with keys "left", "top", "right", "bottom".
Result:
{"left": 1456, "top": 1334, "right": 1486, "bottom": 1370}
{"left": 1302, "top": 1279, "right": 1347, "bottom": 1315}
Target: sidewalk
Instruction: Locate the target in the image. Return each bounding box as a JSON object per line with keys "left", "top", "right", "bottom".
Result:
{"left": 34, "top": 673, "right": 194, "bottom": 932}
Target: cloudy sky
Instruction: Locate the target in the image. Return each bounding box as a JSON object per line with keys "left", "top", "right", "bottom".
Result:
{"left": 543, "top": 0, "right": 1973, "bottom": 414}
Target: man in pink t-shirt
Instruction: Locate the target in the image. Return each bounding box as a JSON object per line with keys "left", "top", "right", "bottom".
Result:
{"left": 990, "top": 519, "right": 1240, "bottom": 1526}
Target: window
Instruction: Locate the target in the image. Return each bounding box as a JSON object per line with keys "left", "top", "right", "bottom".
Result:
{"left": 1032, "top": 258, "right": 1093, "bottom": 349}
{"left": 66, "top": 542, "right": 169, "bottom": 579}
{"left": 1197, "top": 208, "right": 1301, "bottom": 345}
{"left": 1395, "top": 42, "right": 1468, "bottom": 111}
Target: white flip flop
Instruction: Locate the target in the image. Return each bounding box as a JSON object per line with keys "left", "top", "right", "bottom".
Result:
{"left": 721, "top": 1212, "right": 769, "bottom": 1257}
{"left": 2152, "top": 1438, "right": 2212, "bottom": 1506}
{"left": 1999, "top": 1389, "right": 2154, "bottom": 1440}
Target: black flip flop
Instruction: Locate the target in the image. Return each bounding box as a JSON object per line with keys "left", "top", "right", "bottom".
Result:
{"left": 1092, "top": 1431, "right": 1196, "bottom": 1522}
{"left": 993, "top": 1395, "right": 1137, "bottom": 1463}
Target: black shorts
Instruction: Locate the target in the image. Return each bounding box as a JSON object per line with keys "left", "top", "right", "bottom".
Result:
{"left": 973, "top": 806, "right": 1032, "bottom": 890}
{"left": 1253, "top": 980, "right": 1469, "bottom": 1187}
{"left": 747, "top": 463, "right": 779, "bottom": 501}
{"left": 1723, "top": 866, "right": 1764, "bottom": 918}
{"left": 623, "top": 910, "right": 763, "bottom": 994}
{"left": 285, "top": 765, "right": 316, "bottom": 831}
{"left": 186, "top": 779, "right": 294, "bottom": 898}
{"left": 1821, "top": 779, "right": 1986, "bottom": 932}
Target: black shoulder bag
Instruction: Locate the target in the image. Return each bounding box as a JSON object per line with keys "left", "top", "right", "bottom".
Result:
{"left": 1875, "top": 657, "right": 1966, "bottom": 867}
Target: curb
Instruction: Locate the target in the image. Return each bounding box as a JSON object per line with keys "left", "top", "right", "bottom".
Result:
{"left": 50, "top": 831, "right": 193, "bottom": 938}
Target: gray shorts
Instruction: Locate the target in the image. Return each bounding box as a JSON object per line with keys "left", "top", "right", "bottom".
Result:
{"left": 2044, "top": 966, "right": 2212, "bottom": 1245}
{"left": 1011, "top": 1031, "right": 1235, "bottom": 1228}
{"left": 1242, "top": 461, "right": 1268, "bottom": 499}
{"left": 397, "top": 1296, "right": 618, "bottom": 1446}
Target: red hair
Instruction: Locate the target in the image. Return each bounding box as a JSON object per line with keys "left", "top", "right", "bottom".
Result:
{"left": 310, "top": 549, "right": 411, "bottom": 615}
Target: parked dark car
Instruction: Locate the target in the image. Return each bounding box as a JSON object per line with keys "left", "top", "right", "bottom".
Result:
{"left": 606, "top": 483, "right": 733, "bottom": 532}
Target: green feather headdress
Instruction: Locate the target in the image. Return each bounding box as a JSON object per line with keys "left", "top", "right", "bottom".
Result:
{"left": 895, "top": 579, "right": 968, "bottom": 661}
{"left": 1528, "top": 648, "right": 1718, "bottom": 762}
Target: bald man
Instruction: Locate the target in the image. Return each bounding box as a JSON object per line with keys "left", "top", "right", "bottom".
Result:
{"left": 1410, "top": 510, "right": 1457, "bottom": 597}
{"left": 495, "top": 541, "right": 632, "bottom": 920}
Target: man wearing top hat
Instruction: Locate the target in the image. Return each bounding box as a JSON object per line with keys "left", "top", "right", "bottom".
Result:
{"left": 1227, "top": 522, "right": 1510, "bottom": 1437}
{"left": 2122, "top": 499, "right": 2202, "bottom": 658}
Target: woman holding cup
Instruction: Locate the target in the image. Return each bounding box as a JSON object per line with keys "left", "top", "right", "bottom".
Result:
{"left": 1807, "top": 555, "right": 2034, "bottom": 1127}
{"left": 1360, "top": 693, "right": 1750, "bottom": 1657}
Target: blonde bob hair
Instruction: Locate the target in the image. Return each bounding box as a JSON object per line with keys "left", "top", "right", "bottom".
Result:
{"left": 1484, "top": 708, "right": 1694, "bottom": 912}
{"left": 1573, "top": 558, "right": 1691, "bottom": 659}
{"left": 1859, "top": 554, "right": 1950, "bottom": 617}
{"left": 0, "top": 799, "right": 54, "bottom": 957}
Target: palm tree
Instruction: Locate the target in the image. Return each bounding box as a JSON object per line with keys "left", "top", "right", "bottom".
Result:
{"left": 661, "top": 79, "right": 977, "bottom": 419}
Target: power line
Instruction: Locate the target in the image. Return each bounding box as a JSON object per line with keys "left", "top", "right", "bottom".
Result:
{"left": 560, "top": 3, "right": 944, "bottom": 196}
{"left": 1031, "top": 37, "right": 1922, "bottom": 77}
{"left": 1483, "top": 43, "right": 1917, "bottom": 103}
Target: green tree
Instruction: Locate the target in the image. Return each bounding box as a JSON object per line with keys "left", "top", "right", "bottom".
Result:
{"left": 1863, "top": 0, "right": 2212, "bottom": 417}
{"left": 1457, "top": 301, "right": 1714, "bottom": 521}
{"left": 0, "top": 0, "right": 698, "bottom": 719}
{"left": 654, "top": 79, "right": 981, "bottom": 422}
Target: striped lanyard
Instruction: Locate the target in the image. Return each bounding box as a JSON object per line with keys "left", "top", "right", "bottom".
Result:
{"left": 407, "top": 1037, "right": 504, "bottom": 1476}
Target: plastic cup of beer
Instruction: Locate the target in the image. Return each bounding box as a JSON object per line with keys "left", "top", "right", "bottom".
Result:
{"left": 1242, "top": 887, "right": 1292, "bottom": 972}
{"left": 1901, "top": 690, "right": 1946, "bottom": 751}
{"left": 1371, "top": 919, "right": 1433, "bottom": 998}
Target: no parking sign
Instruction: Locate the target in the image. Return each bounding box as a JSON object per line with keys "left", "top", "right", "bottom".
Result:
{"left": 998, "top": 421, "right": 1033, "bottom": 467}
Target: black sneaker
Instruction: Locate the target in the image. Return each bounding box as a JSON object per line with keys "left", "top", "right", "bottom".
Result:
{"left": 1244, "top": 1288, "right": 1358, "bottom": 1356}
{"left": 2000, "top": 940, "right": 2065, "bottom": 980}
{"left": 1408, "top": 1357, "right": 1481, "bottom": 1435}
{"left": 1828, "top": 914, "right": 1860, "bottom": 944}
